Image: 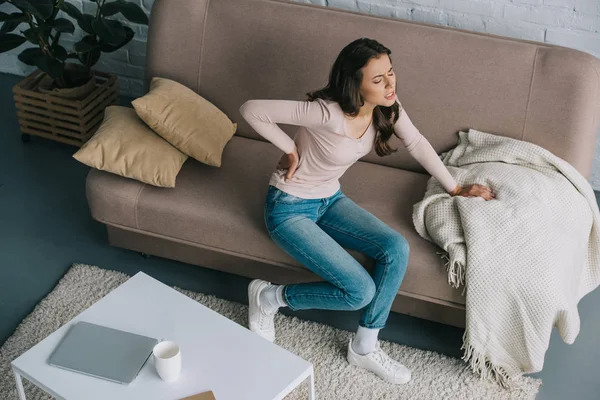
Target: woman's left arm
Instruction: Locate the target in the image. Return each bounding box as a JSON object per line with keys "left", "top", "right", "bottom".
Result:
{"left": 393, "top": 96, "right": 494, "bottom": 200}
{"left": 392, "top": 96, "right": 458, "bottom": 193}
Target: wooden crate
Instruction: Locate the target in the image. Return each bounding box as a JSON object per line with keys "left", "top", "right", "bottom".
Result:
{"left": 12, "top": 69, "right": 119, "bottom": 147}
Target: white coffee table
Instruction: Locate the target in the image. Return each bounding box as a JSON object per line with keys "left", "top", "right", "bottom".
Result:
{"left": 11, "top": 272, "right": 315, "bottom": 400}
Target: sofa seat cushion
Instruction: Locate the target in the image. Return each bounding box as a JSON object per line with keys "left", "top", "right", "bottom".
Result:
{"left": 86, "top": 135, "right": 465, "bottom": 306}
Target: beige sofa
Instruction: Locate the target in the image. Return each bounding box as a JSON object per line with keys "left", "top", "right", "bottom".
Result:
{"left": 85, "top": 0, "right": 600, "bottom": 329}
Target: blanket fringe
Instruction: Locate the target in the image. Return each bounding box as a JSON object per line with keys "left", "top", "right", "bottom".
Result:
{"left": 462, "top": 329, "right": 528, "bottom": 391}
{"left": 436, "top": 251, "right": 467, "bottom": 295}
{"left": 435, "top": 252, "right": 532, "bottom": 391}
{"left": 438, "top": 251, "right": 531, "bottom": 391}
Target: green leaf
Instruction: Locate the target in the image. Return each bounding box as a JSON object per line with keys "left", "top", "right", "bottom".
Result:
{"left": 102, "top": 1, "right": 148, "bottom": 25}
{"left": 0, "top": 20, "right": 23, "bottom": 34}
{"left": 37, "top": 53, "right": 63, "bottom": 79}
{"left": 29, "top": 0, "right": 55, "bottom": 20}
{"left": 74, "top": 35, "right": 98, "bottom": 52}
{"left": 20, "top": 27, "right": 38, "bottom": 44}
{"left": 12, "top": 0, "right": 55, "bottom": 21}
{"left": 99, "top": 26, "right": 133, "bottom": 52}
{"left": 0, "top": 12, "right": 27, "bottom": 23}
{"left": 101, "top": 2, "right": 120, "bottom": 17}
{"left": 0, "top": 13, "right": 28, "bottom": 34}
{"left": 17, "top": 46, "right": 43, "bottom": 65}
{"left": 51, "top": 18, "right": 75, "bottom": 34}
{"left": 90, "top": 47, "right": 101, "bottom": 65}
{"left": 92, "top": 18, "right": 126, "bottom": 46}
{"left": 117, "top": 1, "right": 148, "bottom": 25}
{"left": 0, "top": 33, "right": 27, "bottom": 53}
{"left": 77, "top": 14, "right": 94, "bottom": 34}
{"left": 78, "top": 47, "right": 100, "bottom": 67}
{"left": 11, "top": 1, "right": 38, "bottom": 19}
{"left": 37, "top": 22, "right": 52, "bottom": 38}
{"left": 53, "top": 44, "right": 67, "bottom": 60}
{"left": 59, "top": 2, "right": 83, "bottom": 21}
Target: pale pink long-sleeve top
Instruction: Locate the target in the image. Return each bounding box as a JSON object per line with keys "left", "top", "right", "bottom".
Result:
{"left": 239, "top": 95, "right": 458, "bottom": 199}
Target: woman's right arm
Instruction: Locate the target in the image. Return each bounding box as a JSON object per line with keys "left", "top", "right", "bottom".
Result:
{"left": 239, "top": 99, "right": 332, "bottom": 154}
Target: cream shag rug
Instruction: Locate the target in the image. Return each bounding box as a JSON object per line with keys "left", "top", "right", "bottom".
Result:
{"left": 0, "top": 264, "right": 542, "bottom": 399}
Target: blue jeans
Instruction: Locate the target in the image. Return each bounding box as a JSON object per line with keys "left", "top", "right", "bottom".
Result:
{"left": 263, "top": 185, "right": 410, "bottom": 329}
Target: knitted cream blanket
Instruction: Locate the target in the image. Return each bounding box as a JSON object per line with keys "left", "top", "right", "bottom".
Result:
{"left": 412, "top": 129, "right": 600, "bottom": 389}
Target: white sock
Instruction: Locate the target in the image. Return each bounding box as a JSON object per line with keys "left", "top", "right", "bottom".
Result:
{"left": 259, "top": 284, "right": 287, "bottom": 313}
{"left": 352, "top": 326, "right": 380, "bottom": 355}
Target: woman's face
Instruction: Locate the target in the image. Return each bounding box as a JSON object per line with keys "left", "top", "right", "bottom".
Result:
{"left": 359, "top": 54, "right": 396, "bottom": 108}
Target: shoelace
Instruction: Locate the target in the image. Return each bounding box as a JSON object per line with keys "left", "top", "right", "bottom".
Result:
{"left": 371, "top": 348, "right": 402, "bottom": 373}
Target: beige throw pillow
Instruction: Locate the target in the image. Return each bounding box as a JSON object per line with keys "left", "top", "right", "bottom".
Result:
{"left": 73, "top": 106, "right": 188, "bottom": 188}
{"left": 132, "top": 77, "right": 237, "bottom": 167}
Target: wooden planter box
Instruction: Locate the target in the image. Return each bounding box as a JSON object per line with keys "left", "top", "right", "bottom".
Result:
{"left": 12, "top": 69, "right": 119, "bottom": 147}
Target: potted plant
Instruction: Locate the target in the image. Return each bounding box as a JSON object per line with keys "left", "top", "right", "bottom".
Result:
{"left": 0, "top": 0, "right": 148, "bottom": 145}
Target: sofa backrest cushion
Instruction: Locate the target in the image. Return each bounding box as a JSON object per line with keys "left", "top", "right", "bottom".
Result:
{"left": 144, "top": 0, "right": 600, "bottom": 177}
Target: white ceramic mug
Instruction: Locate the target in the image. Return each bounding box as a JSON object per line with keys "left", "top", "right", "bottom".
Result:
{"left": 153, "top": 341, "right": 181, "bottom": 382}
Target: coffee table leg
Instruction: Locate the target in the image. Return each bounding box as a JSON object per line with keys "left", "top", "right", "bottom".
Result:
{"left": 12, "top": 368, "right": 26, "bottom": 400}
{"left": 308, "top": 370, "right": 316, "bottom": 400}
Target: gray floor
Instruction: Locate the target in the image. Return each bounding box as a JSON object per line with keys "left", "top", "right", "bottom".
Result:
{"left": 1, "top": 71, "right": 599, "bottom": 399}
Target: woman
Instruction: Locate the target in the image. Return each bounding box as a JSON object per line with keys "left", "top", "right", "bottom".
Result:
{"left": 238, "top": 37, "right": 494, "bottom": 385}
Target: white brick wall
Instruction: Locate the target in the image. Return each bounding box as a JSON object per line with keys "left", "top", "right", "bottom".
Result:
{"left": 2, "top": 0, "right": 600, "bottom": 188}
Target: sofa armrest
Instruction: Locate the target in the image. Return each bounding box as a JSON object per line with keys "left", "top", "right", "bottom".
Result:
{"left": 523, "top": 47, "right": 600, "bottom": 178}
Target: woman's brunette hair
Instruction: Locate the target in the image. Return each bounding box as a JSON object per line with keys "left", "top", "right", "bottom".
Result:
{"left": 306, "top": 37, "right": 402, "bottom": 157}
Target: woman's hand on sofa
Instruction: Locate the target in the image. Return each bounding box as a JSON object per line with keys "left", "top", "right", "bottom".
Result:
{"left": 452, "top": 184, "right": 495, "bottom": 200}
{"left": 455, "top": 184, "right": 495, "bottom": 200}
{"left": 277, "top": 144, "right": 300, "bottom": 182}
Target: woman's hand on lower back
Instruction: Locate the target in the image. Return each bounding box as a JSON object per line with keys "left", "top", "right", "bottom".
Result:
{"left": 277, "top": 145, "right": 300, "bottom": 182}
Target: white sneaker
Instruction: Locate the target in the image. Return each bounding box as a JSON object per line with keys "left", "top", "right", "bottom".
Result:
{"left": 248, "top": 279, "right": 277, "bottom": 342}
{"left": 347, "top": 339, "right": 412, "bottom": 384}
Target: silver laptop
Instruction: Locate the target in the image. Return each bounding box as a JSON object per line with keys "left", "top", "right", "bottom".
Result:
{"left": 48, "top": 321, "right": 159, "bottom": 384}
